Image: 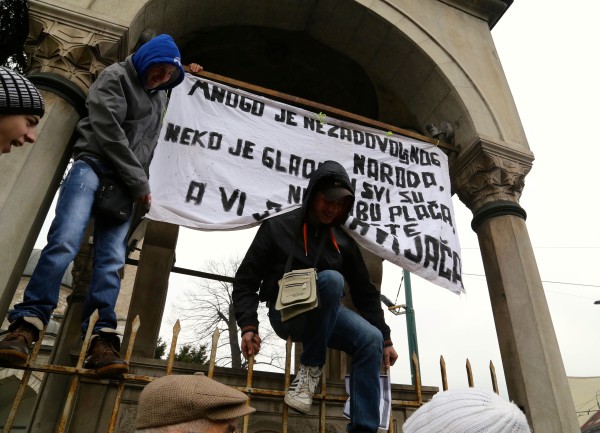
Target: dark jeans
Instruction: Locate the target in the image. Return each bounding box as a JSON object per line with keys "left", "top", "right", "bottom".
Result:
{"left": 270, "top": 270, "right": 384, "bottom": 433}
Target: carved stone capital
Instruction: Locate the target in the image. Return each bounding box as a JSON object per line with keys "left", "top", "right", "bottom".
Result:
{"left": 25, "top": 1, "right": 128, "bottom": 92}
{"left": 451, "top": 138, "right": 534, "bottom": 212}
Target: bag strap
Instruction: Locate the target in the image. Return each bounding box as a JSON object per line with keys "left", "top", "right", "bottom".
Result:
{"left": 78, "top": 155, "right": 104, "bottom": 178}
{"left": 284, "top": 223, "right": 328, "bottom": 273}
{"left": 79, "top": 156, "right": 126, "bottom": 185}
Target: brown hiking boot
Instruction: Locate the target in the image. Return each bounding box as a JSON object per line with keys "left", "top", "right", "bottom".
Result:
{"left": 0, "top": 318, "right": 41, "bottom": 365}
{"left": 83, "top": 332, "right": 129, "bottom": 378}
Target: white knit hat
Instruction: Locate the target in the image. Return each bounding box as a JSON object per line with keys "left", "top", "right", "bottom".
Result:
{"left": 403, "top": 388, "right": 531, "bottom": 433}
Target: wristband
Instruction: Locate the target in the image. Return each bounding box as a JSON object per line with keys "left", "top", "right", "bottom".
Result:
{"left": 241, "top": 326, "right": 258, "bottom": 336}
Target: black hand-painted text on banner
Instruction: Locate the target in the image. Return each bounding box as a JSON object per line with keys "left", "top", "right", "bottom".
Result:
{"left": 149, "top": 75, "right": 463, "bottom": 294}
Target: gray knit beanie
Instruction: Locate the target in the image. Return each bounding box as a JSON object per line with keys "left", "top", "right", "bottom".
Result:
{"left": 0, "top": 67, "right": 45, "bottom": 117}
{"left": 135, "top": 372, "right": 255, "bottom": 429}
{"left": 403, "top": 388, "right": 531, "bottom": 433}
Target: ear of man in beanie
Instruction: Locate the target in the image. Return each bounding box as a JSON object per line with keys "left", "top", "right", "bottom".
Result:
{"left": 402, "top": 388, "right": 531, "bottom": 433}
{"left": 0, "top": 67, "right": 45, "bottom": 117}
{"left": 135, "top": 372, "right": 255, "bottom": 429}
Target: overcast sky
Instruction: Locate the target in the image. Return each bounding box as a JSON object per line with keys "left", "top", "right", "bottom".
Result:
{"left": 160, "top": 0, "right": 600, "bottom": 408}
{"left": 488, "top": 0, "right": 600, "bottom": 418}
{"left": 493, "top": 0, "right": 600, "bottom": 378}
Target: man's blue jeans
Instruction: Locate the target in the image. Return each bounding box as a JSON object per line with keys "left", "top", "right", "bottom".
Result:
{"left": 8, "top": 158, "right": 131, "bottom": 335}
{"left": 270, "top": 270, "right": 384, "bottom": 433}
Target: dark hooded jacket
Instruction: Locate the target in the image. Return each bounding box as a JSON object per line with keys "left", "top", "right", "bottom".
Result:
{"left": 233, "top": 160, "right": 391, "bottom": 342}
{"left": 73, "top": 34, "right": 184, "bottom": 199}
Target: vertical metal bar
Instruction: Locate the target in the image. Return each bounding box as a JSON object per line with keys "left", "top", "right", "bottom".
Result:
{"left": 440, "top": 355, "right": 448, "bottom": 391}
{"left": 242, "top": 354, "right": 255, "bottom": 433}
{"left": 107, "top": 315, "right": 140, "bottom": 433}
{"left": 2, "top": 327, "right": 47, "bottom": 433}
{"left": 412, "top": 352, "right": 422, "bottom": 404}
{"left": 55, "top": 310, "right": 99, "bottom": 433}
{"left": 466, "top": 359, "right": 474, "bottom": 387}
{"left": 165, "top": 320, "right": 181, "bottom": 376}
{"left": 282, "top": 337, "right": 292, "bottom": 433}
{"left": 404, "top": 270, "right": 420, "bottom": 386}
{"left": 490, "top": 361, "right": 499, "bottom": 394}
{"left": 208, "top": 328, "right": 220, "bottom": 379}
{"left": 319, "top": 368, "right": 326, "bottom": 433}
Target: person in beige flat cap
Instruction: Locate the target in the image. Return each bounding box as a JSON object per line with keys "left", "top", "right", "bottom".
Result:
{"left": 135, "top": 372, "right": 255, "bottom": 433}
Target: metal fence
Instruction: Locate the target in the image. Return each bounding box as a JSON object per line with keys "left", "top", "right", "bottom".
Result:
{"left": 1, "top": 309, "right": 500, "bottom": 433}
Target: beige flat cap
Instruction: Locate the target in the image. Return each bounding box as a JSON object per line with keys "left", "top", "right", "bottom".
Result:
{"left": 135, "top": 372, "right": 255, "bottom": 429}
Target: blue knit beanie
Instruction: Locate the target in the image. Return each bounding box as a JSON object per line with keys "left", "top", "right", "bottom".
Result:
{"left": 132, "top": 34, "right": 185, "bottom": 91}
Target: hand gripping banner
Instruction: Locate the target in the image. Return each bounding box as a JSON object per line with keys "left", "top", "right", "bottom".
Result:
{"left": 148, "top": 74, "right": 463, "bottom": 294}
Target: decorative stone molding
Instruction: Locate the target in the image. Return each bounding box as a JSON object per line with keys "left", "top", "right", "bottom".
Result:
{"left": 25, "top": 1, "right": 128, "bottom": 92}
{"left": 451, "top": 137, "right": 534, "bottom": 212}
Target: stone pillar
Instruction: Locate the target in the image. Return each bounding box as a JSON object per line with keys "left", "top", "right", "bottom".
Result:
{"left": 452, "top": 138, "right": 579, "bottom": 433}
{"left": 10, "top": 7, "right": 129, "bottom": 432}
{"left": 319, "top": 246, "right": 382, "bottom": 380}
{"left": 0, "top": 77, "right": 84, "bottom": 322}
{"left": 1, "top": 0, "right": 127, "bottom": 323}
{"left": 27, "top": 224, "right": 95, "bottom": 433}
{"left": 123, "top": 221, "right": 179, "bottom": 358}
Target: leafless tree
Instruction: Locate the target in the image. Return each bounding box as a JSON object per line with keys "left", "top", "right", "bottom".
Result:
{"left": 174, "top": 256, "right": 285, "bottom": 371}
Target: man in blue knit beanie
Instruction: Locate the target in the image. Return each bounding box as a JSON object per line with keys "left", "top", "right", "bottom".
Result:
{"left": 0, "top": 34, "right": 187, "bottom": 378}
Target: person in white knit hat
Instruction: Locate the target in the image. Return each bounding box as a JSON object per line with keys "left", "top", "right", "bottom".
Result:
{"left": 135, "top": 372, "right": 255, "bottom": 433}
{"left": 402, "top": 388, "right": 531, "bottom": 433}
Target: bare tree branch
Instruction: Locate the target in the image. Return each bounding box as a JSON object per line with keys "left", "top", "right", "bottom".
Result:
{"left": 173, "top": 256, "right": 285, "bottom": 371}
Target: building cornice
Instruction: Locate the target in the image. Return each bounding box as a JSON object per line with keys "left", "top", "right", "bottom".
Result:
{"left": 437, "top": 0, "right": 513, "bottom": 28}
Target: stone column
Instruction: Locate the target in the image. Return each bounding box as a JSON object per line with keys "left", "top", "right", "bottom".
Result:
{"left": 319, "top": 246, "right": 382, "bottom": 380}
{"left": 0, "top": 0, "right": 127, "bottom": 321}
{"left": 27, "top": 224, "right": 95, "bottom": 433}
{"left": 123, "top": 221, "right": 179, "bottom": 358}
{"left": 11, "top": 6, "right": 129, "bottom": 432}
{"left": 452, "top": 138, "right": 579, "bottom": 433}
{"left": 0, "top": 77, "right": 84, "bottom": 322}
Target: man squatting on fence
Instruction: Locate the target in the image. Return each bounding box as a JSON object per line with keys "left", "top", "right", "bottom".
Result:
{"left": 233, "top": 160, "right": 398, "bottom": 433}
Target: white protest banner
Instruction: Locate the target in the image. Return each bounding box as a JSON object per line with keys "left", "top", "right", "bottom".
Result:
{"left": 149, "top": 75, "right": 463, "bottom": 294}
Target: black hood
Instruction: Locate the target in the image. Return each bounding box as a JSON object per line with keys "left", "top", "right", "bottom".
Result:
{"left": 301, "top": 160, "right": 355, "bottom": 225}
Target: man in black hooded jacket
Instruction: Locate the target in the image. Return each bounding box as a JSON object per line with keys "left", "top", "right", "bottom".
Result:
{"left": 233, "top": 160, "right": 398, "bottom": 433}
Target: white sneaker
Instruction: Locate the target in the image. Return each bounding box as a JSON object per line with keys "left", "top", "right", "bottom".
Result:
{"left": 284, "top": 363, "right": 323, "bottom": 413}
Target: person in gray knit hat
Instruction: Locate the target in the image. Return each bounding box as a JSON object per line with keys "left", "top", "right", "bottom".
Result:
{"left": 0, "top": 66, "right": 45, "bottom": 155}
{"left": 135, "top": 372, "right": 255, "bottom": 433}
{"left": 402, "top": 388, "right": 531, "bottom": 433}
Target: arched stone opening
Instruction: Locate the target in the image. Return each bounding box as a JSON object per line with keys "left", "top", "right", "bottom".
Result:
{"left": 180, "top": 25, "right": 380, "bottom": 121}
{"left": 130, "top": 0, "right": 477, "bottom": 147}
